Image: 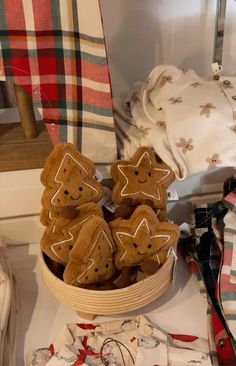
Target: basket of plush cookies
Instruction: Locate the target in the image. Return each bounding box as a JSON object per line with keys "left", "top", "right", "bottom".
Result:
{"left": 39, "top": 143, "right": 180, "bottom": 319}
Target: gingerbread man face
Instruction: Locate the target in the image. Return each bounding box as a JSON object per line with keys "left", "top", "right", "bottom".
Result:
{"left": 111, "top": 147, "right": 175, "bottom": 209}
{"left": 110, "top": 205, "right": 180, "bottom": 269}
{"left": 63, "top": 217, "right": 116, "bottom": 286}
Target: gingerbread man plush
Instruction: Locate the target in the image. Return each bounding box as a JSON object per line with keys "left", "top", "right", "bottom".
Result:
{"left": 110, "top": 147, "right": 175, "bottom": 209}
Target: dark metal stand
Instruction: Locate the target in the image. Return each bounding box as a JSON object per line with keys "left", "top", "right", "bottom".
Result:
{"left": 213, "top": 0, "right": 227, "bottom": 65}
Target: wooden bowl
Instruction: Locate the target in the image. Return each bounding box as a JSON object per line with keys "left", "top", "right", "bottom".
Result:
{"left": 39, "top": 250, "right": 176, "bottom": 320}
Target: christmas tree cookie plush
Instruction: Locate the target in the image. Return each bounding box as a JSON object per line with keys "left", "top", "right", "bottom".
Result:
{"left": 41, "top": 202, "right": 103, "bottom": 265}
{"left": 110, "top": 147, "right": 175, "bottom": 209}
{"left": 110, "top": 205, "right": 180, "bottom": 269}
{"left": 40, "top": 143, "right": 104, "bottom": 226}
{"left": 63, "top": 217, "right": 116, "bottom": 287}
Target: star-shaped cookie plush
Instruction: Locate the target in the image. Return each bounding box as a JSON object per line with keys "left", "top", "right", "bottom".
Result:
{"left": 110, "top": 147, "right": 175, "bottom": 209}
{"left": 63, "top": 217, "right": 116, "bottom": 286}
{"left": 110, "top": 205, "right": 180, "bottom": 269}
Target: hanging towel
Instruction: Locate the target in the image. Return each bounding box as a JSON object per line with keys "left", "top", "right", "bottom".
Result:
{"left": 0, "top": 0, "right": 117, "bottom": 163}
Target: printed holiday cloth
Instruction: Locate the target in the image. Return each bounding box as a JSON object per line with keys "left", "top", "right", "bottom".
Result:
{"left": 0, "top": 0, "right": 117, "bottom": 163}
{"left": 27, "top": 315, "right": 212, "bottom": 366}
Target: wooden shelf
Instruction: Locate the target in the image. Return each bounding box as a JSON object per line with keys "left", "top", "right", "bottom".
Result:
{"left": 0, "top": 121, "right": 53, "bottom": 172}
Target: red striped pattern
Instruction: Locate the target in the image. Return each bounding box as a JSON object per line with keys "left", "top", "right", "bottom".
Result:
{"left": 0, "top": 0, "right": 116, "bottom": 163}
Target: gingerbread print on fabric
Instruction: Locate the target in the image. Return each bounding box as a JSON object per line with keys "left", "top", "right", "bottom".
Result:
{"left": 138, "top": 125, "right": 151, "bottom": 137}
{"left": 206, "top": 153, "right": 222, "bottom": 170}
{"left": 155, "top": 120, "right": 166, "bottom": 129}
{"left": 159, "top": 74, "right": 173, "bottom": 88}
{"left": 176, "top": 138, "right": 194, "bottom": 154}
{"left": 168, "top": 96, "right": 183, "bottom": 105}
{"left": 200, "top": 103, "right": 216, "bottom": 117}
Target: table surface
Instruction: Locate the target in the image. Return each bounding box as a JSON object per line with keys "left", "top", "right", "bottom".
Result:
{"left": 7, "top": 243, "right": 208, "bottom": 366}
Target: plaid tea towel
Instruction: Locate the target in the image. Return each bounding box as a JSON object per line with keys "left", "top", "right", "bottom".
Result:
{"left": 0, "top": 0, "right": 117, "bottom": 164}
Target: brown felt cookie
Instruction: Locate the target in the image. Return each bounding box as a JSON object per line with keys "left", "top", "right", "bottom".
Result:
{"left": 40, "top": 143, "right": 104, "bottom": 226}
{"left": 40, "top": 202, "right": 83, "bottom": 227}
{"left": 110, "top": 147, "right": 175, "bottom": 209}
{"left": 40, "top": 203, "right": 103, "bottom": 265}
{"left": 109, "top": 204, "right": 180, "bottom": 269}
{"left": 63, "top": 216, "right": 116, "bottom": 286}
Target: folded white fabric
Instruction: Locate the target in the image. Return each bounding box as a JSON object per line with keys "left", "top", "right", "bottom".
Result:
{"left": 0, "top": 237, "right": 18, "bottom": 366}
{"left": 120, "top": 65, "right": 236, "bottom": 180}
{"left": 27, "top": 315, "right": 212, "bottom": 366}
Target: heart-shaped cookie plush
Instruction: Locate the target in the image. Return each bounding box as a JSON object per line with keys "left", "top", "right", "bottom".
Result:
{"left": 110, "top": 204, "right": 180, "bottom": 269}
{"left": 63, "top": 217, "right": 116, "bottom": 286}
{"left": 41, "top": 203, "right": 103, "bottom": 265}
{"left": 110, "top": 147, "right": 175, "bottom": 209}
{"left": 40, "top": 143, "right": 104, "bottom": 226}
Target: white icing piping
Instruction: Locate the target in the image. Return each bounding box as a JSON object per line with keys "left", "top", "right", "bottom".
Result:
{"left": 50, "top": 152, "right": 99, "bottom": 206}
{"left": 118, "top": 151, "right": 170, "bottom": 201}
{"left": 77, "top": 229, "right": 114, "bottom": 283}
{"left": 51, "top": 214, "right": 95, "bottom": 259}
{"left": 116, "top": 217, "right": 170, "bottom": 263}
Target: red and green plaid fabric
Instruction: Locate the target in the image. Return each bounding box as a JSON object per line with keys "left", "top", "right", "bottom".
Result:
{"left": 0, "top": 0, "right": 117, "bottom": 164}
{"left": 182, "top": 194, "right": 236, "bottom": 365}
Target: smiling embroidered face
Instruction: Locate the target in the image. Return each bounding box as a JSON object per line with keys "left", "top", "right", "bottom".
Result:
{"left": 119, "top": 152, "right": 168, "bottom": 195}
{"left": 115, "top": 218, "right": 170, "bottom": 266}
{"left": 110, "top": 205, "right": 180, "bottom": 269}
{"left": 111, "top": 147, "right": 175, "bottom": 209}
{"left": 40, "top": 144, "right": 104, "bottom": 226}
{"left": 50, "top": 155, "right": 103, "bottom": 207}
{"left": 125, "top": 153, "right": 154, "bottom": 185}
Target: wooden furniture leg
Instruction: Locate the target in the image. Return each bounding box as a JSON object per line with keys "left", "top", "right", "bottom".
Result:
{"left": 13, "top": 84, "right": 38, "bottom": 138}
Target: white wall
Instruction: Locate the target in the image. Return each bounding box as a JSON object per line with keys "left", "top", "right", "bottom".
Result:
{"left": 100, "top": 0, "right": 236, "bottom": 97}
{"left": 223, "top": 0, "right": 236, "bottom": 75}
